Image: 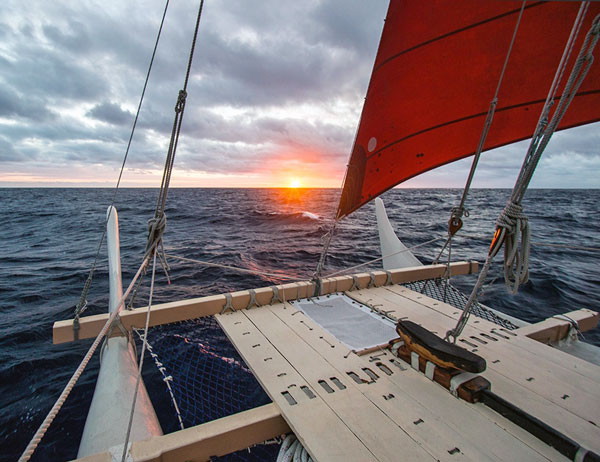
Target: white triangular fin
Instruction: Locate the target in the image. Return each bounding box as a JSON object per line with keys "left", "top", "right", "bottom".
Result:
{"left": 375, "top": 197, "right": 422, "bottom": 270}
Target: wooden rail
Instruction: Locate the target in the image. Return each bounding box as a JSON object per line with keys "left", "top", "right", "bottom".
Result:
{"left": 53, "top": 262, "right": 478, "bottom": 344}
{"left": 73, "top": 403, "right": 289, "bottom": 462}
{"left": 516, "top": 309, "right": 599, "bottom": 344}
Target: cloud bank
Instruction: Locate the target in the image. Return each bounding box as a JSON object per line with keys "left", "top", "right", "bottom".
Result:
{"left": 0, "top": 0, "right": 598, "bottom": 187}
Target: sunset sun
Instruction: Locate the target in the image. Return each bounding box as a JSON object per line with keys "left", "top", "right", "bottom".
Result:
{"left": 289, "top": 179, "right": 302, "bottom": 188}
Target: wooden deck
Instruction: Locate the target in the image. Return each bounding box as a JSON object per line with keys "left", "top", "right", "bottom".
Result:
{"left": 216, "top": 285, "right": 600, "bottom": 462}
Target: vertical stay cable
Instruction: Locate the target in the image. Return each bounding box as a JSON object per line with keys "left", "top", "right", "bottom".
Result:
{"left": 147, "top": 0, "right": 205, "bottom": 284}
{"left": 154, "top": 0, "right": 205, "bottom": 216}
{"left": 448, "top": 0, "right": 527, "bottom": 237}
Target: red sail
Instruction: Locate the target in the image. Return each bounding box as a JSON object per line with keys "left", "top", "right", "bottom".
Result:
{"left": 337, "top": 1, "right": 600, "bottom": 218}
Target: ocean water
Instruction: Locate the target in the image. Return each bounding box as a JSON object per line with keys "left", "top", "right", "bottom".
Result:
{"left": 1, "top": 187, "right": 599, "bottom": 461}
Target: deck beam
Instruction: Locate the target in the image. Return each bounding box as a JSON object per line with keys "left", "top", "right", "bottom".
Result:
{"left": 53, "top": 262, "right": 478, "bottom": 344}
{"left": 73, "top": 403, "right": 289, "bottom": 462}
{"left": 516, "top": 309, "right": 599, "bottom": 344}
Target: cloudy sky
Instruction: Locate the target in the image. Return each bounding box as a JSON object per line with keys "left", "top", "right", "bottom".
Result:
{"left": 0, "top": 0, "right": 598, "bottom": 188}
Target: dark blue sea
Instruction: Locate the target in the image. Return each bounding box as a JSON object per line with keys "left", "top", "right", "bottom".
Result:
{"left": 1, "top": 188, "right": 599, "bottom": 461}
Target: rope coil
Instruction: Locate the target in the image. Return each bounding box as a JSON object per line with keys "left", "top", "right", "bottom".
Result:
{"left": 494, "top": 201, "right": 531, "bottom": 294}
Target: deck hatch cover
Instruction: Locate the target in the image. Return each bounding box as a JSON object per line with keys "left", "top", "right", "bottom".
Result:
{"left": 291, "top": 294, "right": 396, "bottom": 350}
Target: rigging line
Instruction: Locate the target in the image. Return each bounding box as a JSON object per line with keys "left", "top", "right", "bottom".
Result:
{"left": 323, "top": 236, "right": 446, "bottom": 278}
{"left": 73, "top": 0, "right": 171, "bottom": 321}
{"left": 121, "top": 250, "right": 158, "bottom": 462}
{"left": 155, "top": 0, "right": 205, "bottom": 216}
{"left": 18, "top": 251, "right": 153, "bottom": 462}
{"left": 498, "top": 6, "right": 597, "bottom": 291}
{"left": 145, "top": 0, "right": 205, "bottom": 287}
{"left": 165, "top": 254, "right": 300, "bottom": 280}
{"left": 514, "top": 7, "right": 596, "bottom": 204}
{"left": 450, "top": 0, "right": 527, "bottom": 232}
{"left": 314, "top": 219, "right": 338, "bottom": 281}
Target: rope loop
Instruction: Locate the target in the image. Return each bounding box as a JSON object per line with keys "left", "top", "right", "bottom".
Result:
{"left": 495, "top": 201, "right": 530, "bottom": 294}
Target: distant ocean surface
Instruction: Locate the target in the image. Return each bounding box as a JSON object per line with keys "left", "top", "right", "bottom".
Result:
{"left": 1, "top": 187, "right": 599, "bottom": 461}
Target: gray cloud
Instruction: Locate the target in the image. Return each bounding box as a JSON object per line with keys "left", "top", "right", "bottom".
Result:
{"left": 87, "top": 102, "right": 134, "bottom": 126}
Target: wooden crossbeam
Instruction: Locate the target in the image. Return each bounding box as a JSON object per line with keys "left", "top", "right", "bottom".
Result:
{"left": 516, "top": 309, "right": 599, "bottom": 344}
{"left": 53, "top": 262, "right": 478, "bottom": 344}
{"left": 72, "top": 403, "right": 289, "bottom": 462}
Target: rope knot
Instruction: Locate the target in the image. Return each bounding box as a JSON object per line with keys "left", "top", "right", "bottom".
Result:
{"left": 175, "top": 89, "right": 187, "bottom": 112}
{"left": 146, "top": 213, "right": 167, "bottom": 252}
{"left": 496, "top": 201, "right": 526, "bottom": 232}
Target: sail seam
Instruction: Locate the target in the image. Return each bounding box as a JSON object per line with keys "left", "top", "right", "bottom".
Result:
{"left": 374, "top": 2, "right": 544, "bottom": 73}
{"left": 364, "top": 88, "right": 600, "bottom": 162}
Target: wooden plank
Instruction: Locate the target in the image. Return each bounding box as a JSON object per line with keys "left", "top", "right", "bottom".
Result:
{"left": 346, "top": 287, "right": 600, "bottom": 453}
{"left": 382, "top": 285, "right": 600, "bottom": 385}
{"left": 53, "top": 262, "right": 478, "bottom": 344}
{"left": 70, "top": 404, "right": 289, "bottom": 462}
{"left": 355, "top": 286, "right": 600, "bottom": 409}
{"left": 516, "top": 309, "right": 599, "bottom": 343}
{"left": 130, "top": 403, "right": 288, "bottom": 462}
{"left": 240, "top": 304, "right": 439, "bottom": 462}
{"left": 270, "top": 301, "right": 562, "bottom": 462}
{"left": 216, "top": 310, "right": 378, "bottom": 462}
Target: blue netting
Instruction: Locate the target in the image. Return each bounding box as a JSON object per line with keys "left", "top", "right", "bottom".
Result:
{"left": 403, "top": 279, "right": 519, "bottom": 330}
{"left": 134, "top": 316, "right": 280, "bottom": 461}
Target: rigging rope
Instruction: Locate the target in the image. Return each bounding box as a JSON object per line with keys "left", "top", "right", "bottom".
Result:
{"left": 429, "top": 2, "right": 526, "bottom": 310}
{"left": 494, "top": 6, "right": 598, "bottom": 292}
{"left": 166, "top": 253, "right": 300, "bottom": 280}
{"left": 446, "top": 0, "right": 527, "bottom": 238}
{"left": 446, "top": 5, "right": 599, "bottom": 342}
{"left": 323, "top": 236, "right": 445, "bottom": 278}
{"left": 137, "top": 0, "right": 205, "bottom": 302}
{"left": 72, "top": 0, "right": 171, "bottom": 328}
{"left": 20, "top": 1, "right": 207, "bottom": 458}
{"left": 312, "top": 220, "right": 338, "bottom": 295}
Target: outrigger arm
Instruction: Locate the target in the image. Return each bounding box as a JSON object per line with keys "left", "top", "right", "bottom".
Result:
{"left": 78, "top": 206, "right": 162, "bottom": 458}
